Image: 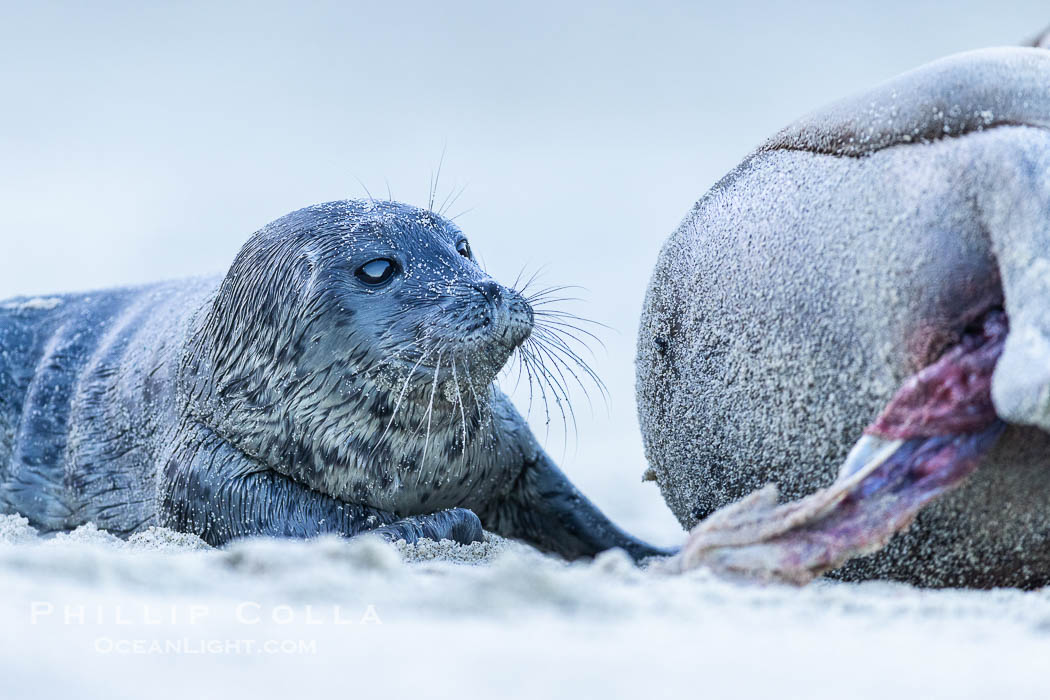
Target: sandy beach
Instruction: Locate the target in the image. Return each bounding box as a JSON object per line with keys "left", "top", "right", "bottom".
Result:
{"left": 3, "top": 514, "right": 1048, "bottom": 699}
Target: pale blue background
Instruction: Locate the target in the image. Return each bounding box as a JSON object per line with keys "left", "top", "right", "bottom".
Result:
{"left": 1, "top": 1, "right": 1046, "bottom": 543}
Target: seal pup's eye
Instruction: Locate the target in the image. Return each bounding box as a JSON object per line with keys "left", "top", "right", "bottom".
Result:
{"left": 456, "top": 239, "right": 472, "bottom": 259}
{"left": 354, "top": 258, "right": 399, "bottom": 286}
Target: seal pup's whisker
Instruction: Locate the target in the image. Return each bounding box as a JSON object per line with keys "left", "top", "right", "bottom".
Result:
{"left": 516, "top": 265, "right": 550, "bottom": 298}
{"left": 437, "top": 182, "right": 468, "bottom": 218}
{"left": 517, "top": 341, "right": 569, "bottom": 443}
{"left": 525, "top": 336, "right": 578, "bottom": 409}
{"left": 529, "top": 336, "right": 597, "bottom": 419}
{"left": 447, "top": 207, "right": 474, "bottom": 222}
{"left": 367, "top": 335, "right": 440, "bottom": 460}
{"left": 355, "top": 177, "right": 377, "bottom": 205}
{"left": 523, "top": 338, "right": 579, "bottom": 450}
{"left": 450, "top": 352, "right": 469, "bottom": 453}
{"left": 415, "top": 348, "right": 445, "bottom": 467}
{"left": 513, "top": 342, "right": 545, "bottom": 425}
{"left": 528, "top": 325, "right": 609, "bottom": 406}
{"left": 427, "top": 146, "right": 446, "bottom": 212}
{"left": 531, "top": 318, "right": 607, "bottom": 367}
{"left": 462, "top": 360, "right": 498, "bottom": 449}
{"left": 505, "top": 343, "right": 529, "bottom": 396}
{"left": 531, "top": 306, "right": 607, "bottom": 325}
{"left": 532, "top": 304, "right": 611, "bottom": 328}
{"left": 527, "top": 296, "right": 587, "bottom": 309}
{"left": 511, "top": 264, "right": 530, "bottom": 293}
{"left": 536, "top": 316, "right": 608, "bottom": 367}
{"left": 524, "top": 284, "right": 586, "bottom": 305}
{"left": 514, "top": 343, "right": 544, "bottom": 426}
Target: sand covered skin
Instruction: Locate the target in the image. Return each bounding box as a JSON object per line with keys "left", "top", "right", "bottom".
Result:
{"left": 636, "top": 48, "right": 1050, "bottom": 587}
{"left": 3, "top": 514, "right": 1050, "bottom": 699}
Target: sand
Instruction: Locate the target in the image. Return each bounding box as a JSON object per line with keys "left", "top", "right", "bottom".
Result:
{"left": 2, "top": 514, "right": 1049, "bottom": 699}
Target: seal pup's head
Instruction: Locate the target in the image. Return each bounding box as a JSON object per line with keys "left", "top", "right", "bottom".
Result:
{"left": 182, "top": 199, "right": 552, "bottom": 508}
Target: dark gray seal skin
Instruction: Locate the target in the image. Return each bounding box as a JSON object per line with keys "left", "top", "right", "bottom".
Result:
{"left": 0, "top": 199, "right": 666, "bottom": 562}
{"left": 637, "top": 47, "right": 1050, "bottom": 588}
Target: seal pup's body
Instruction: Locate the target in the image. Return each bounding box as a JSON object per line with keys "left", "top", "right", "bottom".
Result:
{"left": 0, "top": 200, "right": 664, "bottom": 561}
{"left": 637, "top": 47, "right": 1050, "bottom": 587}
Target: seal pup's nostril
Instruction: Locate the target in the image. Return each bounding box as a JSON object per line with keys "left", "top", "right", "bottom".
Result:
{"left": 473, "top": 281, "right": 502, "bottom": 306}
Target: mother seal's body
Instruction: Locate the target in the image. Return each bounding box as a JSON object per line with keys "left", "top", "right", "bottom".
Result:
{"left": 0, "top": 200, "right": 664, "bottom": 561}
{"left": 638, "top": 47, "right": 1050, "bottom": 588}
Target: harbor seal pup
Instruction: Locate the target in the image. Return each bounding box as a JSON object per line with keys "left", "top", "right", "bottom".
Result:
{"left": 637, "top": 47, "right": 1050, "bottom": 587}
{"left": 0, "top": 199, "right": 666, "bottom": 561}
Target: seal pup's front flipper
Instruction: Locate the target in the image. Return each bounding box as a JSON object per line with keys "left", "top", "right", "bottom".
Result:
{"left": 481, "top": 449, "right": 674, "bottom": 563}
{"left": 160, "top": 423, "right": 483, "bottom": 547}
{"left": 368, "top": 509, "right": 484, "bottom": 546}
{"left": 478, "top": 403, "right": 674, "bottom": 563}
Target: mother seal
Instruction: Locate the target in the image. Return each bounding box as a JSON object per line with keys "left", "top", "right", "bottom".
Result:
{"left": 0, "top": 199, "right": 665, "bottom": 561}
{"left": 638, "top": 47, "right": 1050, "bottom": 588}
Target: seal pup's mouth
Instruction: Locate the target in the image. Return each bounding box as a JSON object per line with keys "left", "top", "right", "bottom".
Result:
{"left": 662, "top": 310, "right": 1009, "bottom": 584}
